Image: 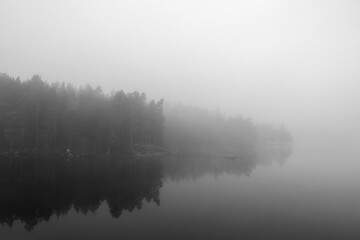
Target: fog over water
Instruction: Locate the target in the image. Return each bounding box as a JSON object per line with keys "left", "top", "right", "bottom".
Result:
{"left": 1, "top": 0, "right": 360, "bottom": 144}
{"left": 1, "top": 0, "right": 360, "bottom": 239}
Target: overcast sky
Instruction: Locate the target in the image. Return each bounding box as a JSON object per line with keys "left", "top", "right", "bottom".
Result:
{"left": 1, "top": 0, "right": 360, "bottom": 142}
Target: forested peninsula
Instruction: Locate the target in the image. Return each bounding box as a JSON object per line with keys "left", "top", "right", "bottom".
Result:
{"left": 0, "top": 73, "right": 292, "bottom": 157}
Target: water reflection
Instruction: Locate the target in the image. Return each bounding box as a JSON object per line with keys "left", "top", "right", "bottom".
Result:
{"left": 0, "top": 146, "right": 291, "bottom": 232}
{"left": 257, "top": 145, "right": 292, "bottom": 166}
{"left": 0, "top": 156, "right": 162, "bottom": 231}
{"left": 164, "top": 146, "right": 292, "bottom": 181}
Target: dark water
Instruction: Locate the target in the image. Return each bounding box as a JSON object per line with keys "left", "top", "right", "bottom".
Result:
{"left": 1, "top": 143, "right": 359, "bottom": 240}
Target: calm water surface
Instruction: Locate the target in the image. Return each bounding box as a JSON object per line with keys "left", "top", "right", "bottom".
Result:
{"left": 1, "top": 143, "right": 359, "bottom": 240}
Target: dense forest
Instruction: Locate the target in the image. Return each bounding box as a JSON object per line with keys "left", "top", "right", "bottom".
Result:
{"left": 164, "top": 104, "right": 292, "bottom": 156}
{"left": 0, "top": 73, "right": 164, "bottom": 155}
{"left": 0, "top": 73, "right": 292, "bottom": 156}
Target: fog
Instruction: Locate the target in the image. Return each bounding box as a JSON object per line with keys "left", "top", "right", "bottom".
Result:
{"left": 1, "top": 0, "right": 360, "bottom": 145}
{"left": 1, "top": 2, "right": 360, "bottom": 239}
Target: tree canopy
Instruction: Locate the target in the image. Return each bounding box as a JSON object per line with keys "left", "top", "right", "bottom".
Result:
{"left": 0, "top": 73, "right": 164, "bottom": 154}
{"left": 0, "top": 73, "right": 291, "bottom": 156}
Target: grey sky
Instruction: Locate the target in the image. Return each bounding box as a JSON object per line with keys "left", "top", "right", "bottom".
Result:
{"left": 1, "top": 0, "right": 360, "bottom": 141}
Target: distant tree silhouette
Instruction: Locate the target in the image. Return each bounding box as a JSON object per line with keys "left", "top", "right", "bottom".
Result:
{"left": 0, "top": 73, "right": 165, "bottom": 154}
{"left": 164, "top": 104, "right": 291, "bottom": 156}
{"left": 0, "top": 72, "right": 292, "bottom": 157}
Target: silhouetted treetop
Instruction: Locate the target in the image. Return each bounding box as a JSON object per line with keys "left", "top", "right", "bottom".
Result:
{"left": 0, "top": 73, "right": 292, "bottom": 156}
{"left": 0, "top": 73, "right": 164, "bottom": 154}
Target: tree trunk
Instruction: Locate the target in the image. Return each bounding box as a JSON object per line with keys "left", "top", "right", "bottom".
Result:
{"left": 36, "top": 102, "right": 40, "bottom": 152}
{"left": 20, "top": 123, "right": 25, "bottom": 152}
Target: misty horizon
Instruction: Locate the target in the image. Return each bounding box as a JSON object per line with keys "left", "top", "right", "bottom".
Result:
{"left": 1, "top": 0, "right": 360, "bottom": 145}
{"left": 1, "top": 1, "right": 360, "bottom": 239}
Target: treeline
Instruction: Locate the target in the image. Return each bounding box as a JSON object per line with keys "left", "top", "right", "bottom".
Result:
{"left": 0, "top": 73, "right": 164, "bottom": 154}
{"left": 164, "top": 104, "right": 292, "bottom": 156}
{"left": 0, "top": 73, "right": 292, "bottom": 156}
{"left": 257, "top": 123, "right": 293, "bottom": 144}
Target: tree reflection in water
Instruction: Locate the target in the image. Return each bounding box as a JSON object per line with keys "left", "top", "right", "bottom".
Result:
{"left": 0, "top": 146, "right": 291, "bottom": 232}
{"left": 163, "top": 146, "right": 292, "bottom": 181}
{"left": 0, "top": 156, "right": 163, "bottom": 231}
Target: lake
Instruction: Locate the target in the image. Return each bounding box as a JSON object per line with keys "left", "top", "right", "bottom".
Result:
{"left": 0, "top": 142, "right": 359, "bottom": 240}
